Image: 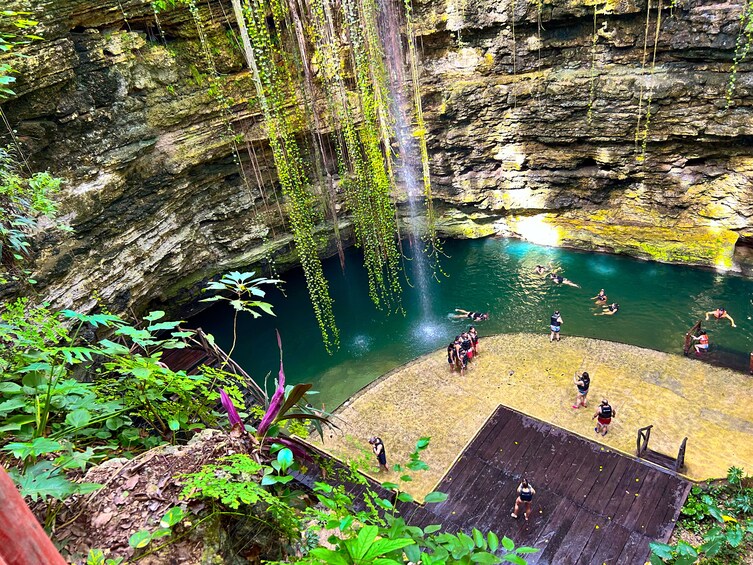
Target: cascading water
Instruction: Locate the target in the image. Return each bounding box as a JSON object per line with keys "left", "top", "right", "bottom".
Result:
{"left": 378, "top": 0, "right": 434, "bottom": 324}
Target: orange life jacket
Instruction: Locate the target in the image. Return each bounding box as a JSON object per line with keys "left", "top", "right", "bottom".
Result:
{"left": 700, "top": 334, "right": 709, "bottom": 346}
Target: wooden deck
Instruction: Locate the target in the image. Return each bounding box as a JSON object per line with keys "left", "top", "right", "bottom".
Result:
{"left": 304, "top": 405, "right": 691, "bottom": 564}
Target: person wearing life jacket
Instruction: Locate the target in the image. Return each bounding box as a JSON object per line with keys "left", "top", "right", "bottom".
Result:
{"left": 705, "top": 308, "right": 736, "bottom": 328}
{"left": 511, "top": 478, "right": 536, "bottom": 521}
{"left": 573, "top": 371, "right": 590, "bottom": 409}
{"left": 590, "top": 289, "right": 607, "bottom": 304}
{"left": 592, "top": 399, "right": 615, "bottom": 436}
{"left": 468, "top": 326, "right": 479, "bottom": 354}
{"left": 595, "top": 303, "right": 619, "bottom": 316}
{"left": 550, "top": 310, "right": 563, "bottom": 342}
{"left": 692, "top": 330, "right": 709, "bottom": 354}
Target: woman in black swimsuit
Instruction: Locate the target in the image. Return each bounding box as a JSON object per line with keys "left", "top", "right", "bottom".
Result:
{"left": 511, "top": 478, "right": 535, "bottom": 520}
{"left": 452, "top": 309, "right": 489, "bottom": 321}
{"left": 368, "top": 437, "right": 388, "bottom": 472}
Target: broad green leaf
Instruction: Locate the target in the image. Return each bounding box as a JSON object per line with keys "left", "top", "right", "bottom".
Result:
{"left": 0, "top": 382, "right": 23, "bottom": 393}
{"left": 0, "top": 414, "right": 35, "bottom": 432}
{"left": 168, "top": 419, "right": 180, "bottom": 431}
{"left": 308, "top": 548, "right": 350, "bottom": 565}
{"left": 487, "top": 532, "right": 499, "bottom": 553}
{"left": 424, "top": 524, "right": 442, "bottom": 534}
{"left": 10, "top": 462, "right": 76, "bottom": 501}
{"left": 501, "top": 536, "right": 514, "bottom": 552}
{"left": 4, "top": 437, "right": 62, "bottom": 459}
{"left": 65, "top": 408, "right": 92, "bottom": 429}
{"left": 128, "top": 530, "right": 152, "bottom": 549}
{"left": 150, "top": 527, "right": 172, "bottom": 540}
{"left": 148, "top": 321, "right": 181, "bottom": 332}
{"left": 472, "top": 528, "right": 486, "bottom": 549}
{"left": 416, "top": 437, "right": 430, "bottom": 449}
{"left": 397, "top": 492, "right": 414, "bottom": 503}
{"left": 0, "top": 397, "right": 27, "bottom": 415}
{"left": 277, "top": 448, "right": 293, "bottom": 471}
{"left": 405, "top": 543, "right": 421, "bottom": 563}
{"left": 99, "top": 339, "right": 130, "bottom": 356}
{"left": 458, "top": 532, "right": 475, "bottom": 552}
{"left": 381, "top": 482, "right": 399, "bottom": 490}
{"left": 160, "top": 507, "right": 185, "bottom": 528}
{"left": 500, "top": 555, "right": 526, "bottom": 565}
{"left": 144, "top": 311, "right": 166, "bottom": 322}
{"left": 424, "top": 491, "right": 448, "bottom": 503}
{"left": 105, "top": 416, "right": 125, "bottom": 430}
{"left": 21, "top": 372, "right": 47, "bottom": 387}
{"left": 362, "top": 538, "right": 415, "bottom": 561}
{"left": 347, "top": 525, "right": 379, "bottom": 561}
{"left": 471, "top": 552, "right": 501, "bottom": 564}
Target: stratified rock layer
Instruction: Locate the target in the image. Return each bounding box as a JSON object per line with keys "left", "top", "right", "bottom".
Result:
{"left": 2, "top": 0, "right": 752, "bottom": 315}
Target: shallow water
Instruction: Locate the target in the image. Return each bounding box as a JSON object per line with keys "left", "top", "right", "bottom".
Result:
{"left": 191, "top": 238, "right": 753, "bottom": 408}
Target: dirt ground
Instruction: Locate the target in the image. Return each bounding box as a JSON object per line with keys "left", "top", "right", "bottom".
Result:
{"left": 311, "top": 333, "right": 753, "bottom": 501}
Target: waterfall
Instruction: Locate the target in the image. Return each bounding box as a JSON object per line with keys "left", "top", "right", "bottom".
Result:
{"left": 378, "top": 0, "right": 432, "bottom": 317}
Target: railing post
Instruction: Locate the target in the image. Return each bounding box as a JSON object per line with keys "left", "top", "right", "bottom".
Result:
{"left": 0, "top": 466, "right": 67, "bottom": 565}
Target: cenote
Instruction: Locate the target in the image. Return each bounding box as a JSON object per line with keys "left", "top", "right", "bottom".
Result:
{"left": 192, "top": 237, "right": 753, "bottom": 408}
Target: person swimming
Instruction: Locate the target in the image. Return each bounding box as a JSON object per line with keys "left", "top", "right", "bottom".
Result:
{"left": 705, "top": 308, "right": 736, "bottom": 328}
{"left": 591, "top": 289, "right": 607, "bottom": 304}
{"left": 534, "top": 265, "right": 548, "bottom": 275}
{"left": 550, "top": 273, "right": 580, "bottom": 288}
{"left": 452, "top": 309, "right": 489, "bottom": 321}
{"left": 595, "top": 303, "right": 619, "bottom": 316}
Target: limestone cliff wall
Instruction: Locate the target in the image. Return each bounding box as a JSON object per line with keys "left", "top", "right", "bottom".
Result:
{"left": 2, "top": 0, "right": 752, "bottom": 315}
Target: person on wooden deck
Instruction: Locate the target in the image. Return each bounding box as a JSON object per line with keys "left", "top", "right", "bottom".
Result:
{"left": 705, "top": 307, "right": 736, "bottom": 328}
{"left": 511, "top": 479, "right": 536, "bottom": 521}
{"left": 593, "top": 399, "right": 615, "bottom": 436}
{"left": 572, "top": 371, "right": 590, "bottom": 409}
{"left": 368, "top": 437, "right": 389, "bottom": 473}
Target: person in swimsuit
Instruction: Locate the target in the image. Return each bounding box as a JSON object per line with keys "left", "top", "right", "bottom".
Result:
{"left": 550, "top": 310, "right": 563, "bottom": 342}
{"left": 460, "top": 332, "right": 474, "bottom": 362}
{"left": 452, "top": 309, "right": 489, "bottom": 321}
{"left": 692, "top": 330, "right": 709, "bottom": 354}
{"left": 591, "top": 289, "right": 607, "bottom": 304}
{"left": 447, "top": 342, "right": 458, "bottom": 371}
{"left": 592, "top": 399, "right": 615, "bottom": 436}
{"left": 550, "top": 272, "right": 580, "bottom": 288}
{"left": 511, "top": 478, "right": 535, "bottom": 520}
{"left": 573, "top": 371, "right": 590, "bottom": 409}
{"left": 468, "top": 326, "right": 479, "bottom": 354}
{"left": 453, "top": 336, "right": 467, "bottom": 376}
{"left": 705, "top": 308, "right": 736, "bottom": 328}
{"left": 534, "top": 265, "right": 548, "bottom": 275}
{"left": 595, "top": 303, "right": 619, "bottom": 316}
{"left": 368, "top": 437, "right": 389, "bottom": 472}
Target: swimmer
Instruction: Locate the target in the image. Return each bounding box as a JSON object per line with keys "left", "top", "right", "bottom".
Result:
{"left": 590, "top": 289, "right": 607, "bottom": 304}
{"left": 550, "top": 272, "right": 580, "bottom": 288}
{"left": 595, "top": 303, "right": 619, "bottom": 316}
{"left": 534, "top": 264, "right": 548, "bottom": 275}
{"left": 452, "top": 308, "right": 489, "bottom": 321}
{"left": 705, "top": 308, "right": 736, "bottom": 328}
{"left": 691, "top": 330, "right": 709, "bottom": 354}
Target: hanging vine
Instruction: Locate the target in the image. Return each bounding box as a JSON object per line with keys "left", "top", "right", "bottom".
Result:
{"left": 726, "top": 0, "right": 753, "bottom": 108}
{"left": 634, "top": 0, "right": 663, "bottom": 162}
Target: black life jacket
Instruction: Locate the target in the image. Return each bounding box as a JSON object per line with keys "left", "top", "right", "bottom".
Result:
{"left": 578, "top": 375, "right": 590, "bottom": 393}
{"left": 551, "top": 314, "right": 561, "bottom": 326}
{"left": 520, "top": 487, "right": 533, "bottom": 501}
{"left": 600, "top": 405, "right": 613, "bottom": 418}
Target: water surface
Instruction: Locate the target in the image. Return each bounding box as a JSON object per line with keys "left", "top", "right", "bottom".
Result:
{"left": 191, "top": 238, "right": 753, "bottom": 408}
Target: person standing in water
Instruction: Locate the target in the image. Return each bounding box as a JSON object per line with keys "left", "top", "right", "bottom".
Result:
{"left": 550, "top": 310, "right": 563, "bottom": 342}
{"left": 593, "top": 399, "right": 615, "bottom": 436}
{"left": 573, "top": 371, "right": 590, "bottom": 409}
{"left": 705, "top": 308, "right": 736, "bottom": 328}
{"left": 368, "top": 437, "right": 389, "bottom": 473}
{"left": 692, "top": 330, "right": 709, "bottom": 354}
{"left": 511, "top": 478, "right": 536, "bottom": 520}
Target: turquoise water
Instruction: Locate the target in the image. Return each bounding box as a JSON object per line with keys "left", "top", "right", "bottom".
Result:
{"left": 191, "top": 238, "right": 753, "bottom": 408}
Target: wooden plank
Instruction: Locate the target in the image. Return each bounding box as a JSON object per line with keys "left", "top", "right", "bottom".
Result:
{"left": 507, "top": 425, "right": 551, "bottom": 478}
{"left": 609, "top": 462, "right": 654, "bottom": 525}
{"left": 621, "top": 471, "right": 671, "bottom": 532}
{"left": 582, "top": 522, "right": 632, "bottom": 565}
{"left": 615, "top": 531, "right": 651, "bottom": 565}
{"left": 526, "top": 498, "right": 580, "bottom": 565}
{"left": 548, "top": 506, "right": 605, "bottom": 565}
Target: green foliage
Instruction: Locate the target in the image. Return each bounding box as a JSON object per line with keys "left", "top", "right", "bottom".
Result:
{"left": 651, "top": 467, "right": 753, "bottom": 564}
{"left": 127, "top": 506, "right": 185, "bottom": 550}
{"left": 86, "top": 549, "right": 124, "bottom": 565}
{"left": 0, "top": 10, "right": 43, "bottom": 99}
{"left": 181, "top": 454, "right": 275, "bottom": 509}
{"left": 0, "top": 150, "right": 66, "bottom": 283}
{"left": 726, "top": 1, "right": 753, "bottom": 107}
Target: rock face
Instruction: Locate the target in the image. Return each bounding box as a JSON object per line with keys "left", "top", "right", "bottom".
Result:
{"left": 2, "top": 0, "right": 753, "bottom": 315}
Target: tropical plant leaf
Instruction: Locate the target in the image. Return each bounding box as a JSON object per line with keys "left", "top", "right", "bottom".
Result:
{"left": 277, "top": 383, "right": 313, "bottom": 418}
{"left": 424, "top": 491, "right": 448, "bottom": 503}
